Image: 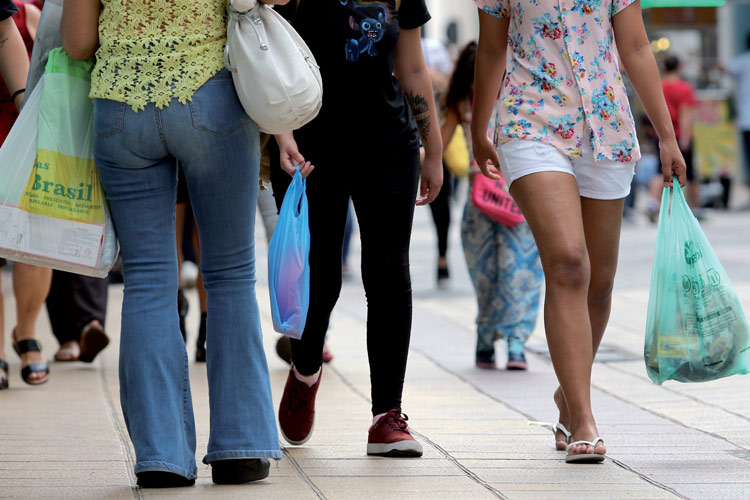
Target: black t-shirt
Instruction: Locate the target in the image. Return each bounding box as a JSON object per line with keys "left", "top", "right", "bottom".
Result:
{"left": 0, "top": 0, "right": 18, "bottom": 22}
{"left": 277, "top": 0, "right": 430, "bottom": 153}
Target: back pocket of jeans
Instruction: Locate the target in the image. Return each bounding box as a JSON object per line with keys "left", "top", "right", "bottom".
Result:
{"left": 93, "top": 99, "right": 126, "bottom": 139}
{"left": 189, "top": 73, "right": 249, "bottom": 136}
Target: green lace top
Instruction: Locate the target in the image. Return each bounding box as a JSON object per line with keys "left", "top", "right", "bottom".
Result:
{"left": 90, "top": 0, "right": 227, "bottom": 111}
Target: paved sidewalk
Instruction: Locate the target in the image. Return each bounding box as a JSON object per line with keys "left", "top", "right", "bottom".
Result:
{"left": 1, "top": 190, "right": 749, "bottom": 499}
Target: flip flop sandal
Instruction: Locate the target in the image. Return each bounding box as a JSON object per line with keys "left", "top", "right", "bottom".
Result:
{"left": 79, "top": 324, "right": 110, "bottom": 363}
{"left": 55, "top": 343, "right": 80, "bottom": 362}
{"left": 554, "top": 423, "right": 572, "bottom": 450}
{"left": 13, "top": 338, "right": 49, "bottom": 386}
{"left": 565, "top": 437, "right": 605, "bottom": 464}
{"left": 0, "top": 359, "right": 8, "bottom": 390}
{"left": 528, "top": 421, "right": 571, "bottom": 450}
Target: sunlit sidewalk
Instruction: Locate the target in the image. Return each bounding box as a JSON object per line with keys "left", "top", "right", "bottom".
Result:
{"left": 1, "top": 195, "right": 749, "bottom": 500}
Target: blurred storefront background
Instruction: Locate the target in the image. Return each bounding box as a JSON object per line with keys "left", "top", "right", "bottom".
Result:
{"left": 643, "top": 3, "right": 749, "bottom": 191}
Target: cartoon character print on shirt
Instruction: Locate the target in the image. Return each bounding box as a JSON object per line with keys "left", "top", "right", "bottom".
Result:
{"left": 342, "top": 1, "right": 391, "bottom": 63}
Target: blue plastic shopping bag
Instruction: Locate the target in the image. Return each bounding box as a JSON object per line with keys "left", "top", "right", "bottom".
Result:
{"left": 268, "top": 167, "right": 310, "bottom": 338}
{"left": 644, "top": 183, "right": 750, "bottom": 384}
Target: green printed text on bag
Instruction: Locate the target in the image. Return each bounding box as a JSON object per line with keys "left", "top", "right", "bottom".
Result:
{"left": 644, "top": 183, "right": 750, "bottom": 384}
{"left": 19, "top": 150, "right": 104, "bottom": 224}
{"left": 17, "top": 50, "right": 104, "bottom": 225}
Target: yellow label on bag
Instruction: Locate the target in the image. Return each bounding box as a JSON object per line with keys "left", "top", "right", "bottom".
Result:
{"left": 18, "top": 149, "right": 105, "bottom": 225}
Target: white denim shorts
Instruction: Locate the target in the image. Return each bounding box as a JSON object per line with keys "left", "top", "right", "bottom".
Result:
{"left": 497, "top": 138, "right": 635, "bottom": 200}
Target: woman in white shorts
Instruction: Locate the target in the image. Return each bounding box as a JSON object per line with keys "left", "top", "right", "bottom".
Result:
{"left": 471, "top": 0, "right": 686, "bottom": 463}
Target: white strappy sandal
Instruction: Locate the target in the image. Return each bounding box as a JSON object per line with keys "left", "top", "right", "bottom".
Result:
{"left": 528, "top": 421, "right": 571, "bottom": 450}
{"left": 565, "top": 437, "right": 606, "bottom": 463}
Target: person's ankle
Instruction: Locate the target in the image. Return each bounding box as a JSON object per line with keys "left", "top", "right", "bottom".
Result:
{"left": 293, "top": 365, "right": 321, "bottom": 387}
{"left": 569, "top": 416, "right": 597, "bottom": 434}
{"left": 507, "top": 338, "right": 525, "bottom": 355}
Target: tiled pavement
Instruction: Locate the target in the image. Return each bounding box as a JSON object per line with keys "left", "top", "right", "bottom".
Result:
{"left": 1, "top": 185, "right": 749, "bottom": 499}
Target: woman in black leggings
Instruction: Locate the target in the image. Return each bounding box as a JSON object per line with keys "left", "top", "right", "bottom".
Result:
{"left": 271, "top": 0, "right": 442, "bottom": 457}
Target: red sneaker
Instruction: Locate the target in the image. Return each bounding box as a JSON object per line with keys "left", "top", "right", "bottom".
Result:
{"left": 278, "top": 365, "right": 321, "bottom": 445}
{"left": 366, "top": 409, "right": 423, "bottom": 457}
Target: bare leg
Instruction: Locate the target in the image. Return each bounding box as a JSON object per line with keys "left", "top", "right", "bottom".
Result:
{"left": 509, "top": 172, "right": 606, "bottom": 457}
{"left": 554, "top": 196, "right": 624, "bottom": 447}
{"left": 582, "top": 197, "right": 624, "bottom": 353}
{"left": 13, "top": 263, "right": 52, "bottom": 383}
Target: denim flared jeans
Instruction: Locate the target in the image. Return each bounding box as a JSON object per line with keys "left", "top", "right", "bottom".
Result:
{"left": 93, "top": 70, "right": 281, "bottom": 479}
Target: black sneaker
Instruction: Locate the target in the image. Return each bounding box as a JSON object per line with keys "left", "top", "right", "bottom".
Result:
{"left": 211, "top": 458, "right": 270, "bottom": 484}
{"left": 136, "top": 471, "right": 195, "bottom": 488}
{"left": 475, "top": 350, "right": 496, "bottom": 369}
{"left": 506, "top": 351, "right": 528, "bottom": 371}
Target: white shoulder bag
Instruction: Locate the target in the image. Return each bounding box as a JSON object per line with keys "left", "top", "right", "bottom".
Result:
{"left": 224, "top": 0, "right": 323, "bottom": 134}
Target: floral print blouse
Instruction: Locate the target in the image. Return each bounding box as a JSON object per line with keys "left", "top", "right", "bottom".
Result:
{"left": 475, "top": 0, "right": 640, "bottom": 163}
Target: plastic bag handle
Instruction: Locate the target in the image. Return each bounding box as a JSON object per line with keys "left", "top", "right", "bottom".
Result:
{"left": 290, "top": 165, "right": 306, "bottom": 218}
{"left": 659, "top": 182, "right": 692, "bottom": 225}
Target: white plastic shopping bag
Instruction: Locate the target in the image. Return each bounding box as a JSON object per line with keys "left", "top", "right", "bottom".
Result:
{"left": 0, "top": 48, "right": 118, "bottom": 277}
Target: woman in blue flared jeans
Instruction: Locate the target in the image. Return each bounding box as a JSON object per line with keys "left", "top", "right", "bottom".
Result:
{"left": 62, "top": 0, "right": 290, "bottom": 488}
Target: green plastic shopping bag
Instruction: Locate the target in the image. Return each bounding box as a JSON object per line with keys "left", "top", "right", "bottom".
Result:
{"left": 644, "top": 183, "right": 750, "bottom": 384}
{"left": 0, "top": 48, "right": 118, "bottom": 277}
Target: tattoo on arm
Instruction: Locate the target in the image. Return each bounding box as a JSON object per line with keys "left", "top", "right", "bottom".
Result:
{"left": 405, "top": 90, "right": 431, "bottom": 139}
{"left": 0, "top": 37, "right": 8, "bottom": 49}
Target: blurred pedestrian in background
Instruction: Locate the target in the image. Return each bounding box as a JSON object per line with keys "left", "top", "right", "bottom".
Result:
{"left": 46, "top": 271, "right": 109, "bottom": 363}
{"left": 422, "top": 36, "right": 454, "bottom": 287}
{"left": 441, "top": 41, "right": 542, "bottom": 371}
{"left": 647, "top": 54, "right": 701, "bottom": 221}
